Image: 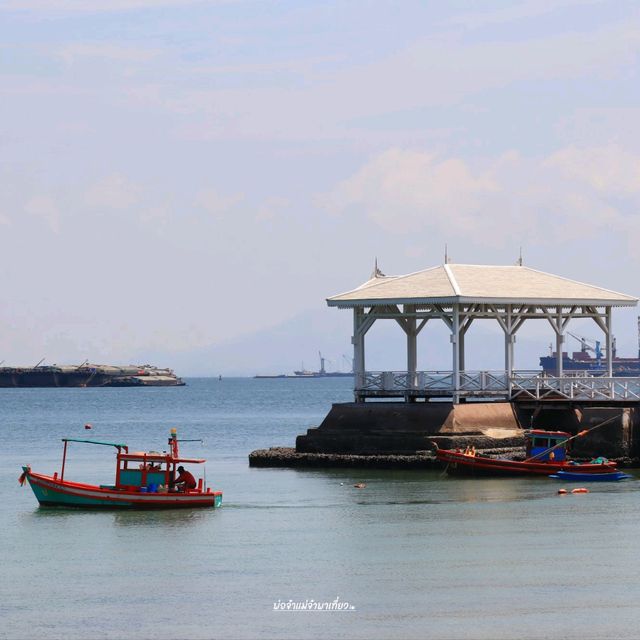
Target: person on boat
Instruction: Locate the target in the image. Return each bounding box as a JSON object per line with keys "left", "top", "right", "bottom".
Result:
{"left": 170, "top": 466, "right": 197, "bottom": 492}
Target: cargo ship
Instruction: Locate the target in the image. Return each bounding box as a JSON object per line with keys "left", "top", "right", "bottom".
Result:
{"left": 0, "top": 362, "right": 185, "bottom": 387}
{"left": 540, "top": 321, "right": 640, "bottom": 376}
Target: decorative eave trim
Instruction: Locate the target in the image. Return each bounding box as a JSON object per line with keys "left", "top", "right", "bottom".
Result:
{"left": 326, "top": 296, "right": 638, "bottom": 308}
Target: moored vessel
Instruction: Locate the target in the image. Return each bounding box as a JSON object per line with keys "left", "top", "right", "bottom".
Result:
{"left": 0, "top": 363, "right": 185, "bottom": 387}
{"left": 20, "top": 428, "right": 222, "bottom": 509}
{"left": 255, "top": 352, "right": 353, "bottom": 379}
{"left": 540, "top": 319, "right": 640, "bottom": 376}
{"left": 549, "top": 469, "right": 633, "bottom": 481}
{"left": 434, "top": 429, "right": 618, "bottom": 476}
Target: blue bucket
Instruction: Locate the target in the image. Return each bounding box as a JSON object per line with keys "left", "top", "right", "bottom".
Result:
{"left": 147, "top": 483, "right": 158, "bottom": 493}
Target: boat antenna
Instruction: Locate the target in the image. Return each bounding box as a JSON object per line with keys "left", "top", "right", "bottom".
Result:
{"left": 516, "top": 247, "right": 523, "bottom": 266}
{"left": 34, "top": 358, "right": 45, "bottom": 368}
{"left": 444, "top": 244, "right": 449, "bottom": 264}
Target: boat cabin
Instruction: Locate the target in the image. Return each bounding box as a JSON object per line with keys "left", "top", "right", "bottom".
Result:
{"left": 58, "top": 429, "right": 207, "bottom": 494}
{"left": 525, "top": 430, "right": 570, "bottom": 462}
{"left": 115, "top": 450, "right": 205, "bottom": 492}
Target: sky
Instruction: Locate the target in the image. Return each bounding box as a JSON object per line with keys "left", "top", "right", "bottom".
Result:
{"left": 1, "top": 0, "right": 640, "bottom": 375}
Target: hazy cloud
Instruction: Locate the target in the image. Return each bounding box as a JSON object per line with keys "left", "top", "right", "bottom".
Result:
{"left": 319, "top": 149, "right": 498, "bottom": 233}
{"left": 1, "top": 0, "right": 218, "bottom": 14}
{"left": 195, "top": 189, "right": 244, "bottom": 217}
{"left": 545, "top": 145, "right": 640, "bottom": 195}
{"left": 255, "top": 196, "right": 290, "bottom": 222}
{"left": 443, "top": 0, "right": 608, "bottom": 30}
{"left": 319, "top": 146, "right": 640, "bottom": 246}
{"left": 24, "top": 196, "right": 61, "bottom": 233}
{"left": 84, "top": 175, "right": 143, "bottom": 210}
{"left": 57, "top": 43, "right": 163, "bottom": 65}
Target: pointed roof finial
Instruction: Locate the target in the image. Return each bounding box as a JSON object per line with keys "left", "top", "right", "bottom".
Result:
{"left": 444, "top": 244, "right": 449, "bottom": 264}
{"left": 371, "top": 257, "right": 385, "bottom": 279}
{"left": 517, "top": 247, "right": 523, "bottom": 266}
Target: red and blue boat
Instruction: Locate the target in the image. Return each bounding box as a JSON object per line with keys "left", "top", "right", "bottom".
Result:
{"left": 19, "top": 428, "right": 222, "bottom": 509}
{"left": 434, "top": 429, "right": 618, "bottom": 476}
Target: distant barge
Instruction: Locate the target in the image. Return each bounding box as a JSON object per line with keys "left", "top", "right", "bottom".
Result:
{"left": 255, "top": 351, "right": 353, "bottom": 379}
{"left": 0, "top": 364, "right": 185, "bottom": 388}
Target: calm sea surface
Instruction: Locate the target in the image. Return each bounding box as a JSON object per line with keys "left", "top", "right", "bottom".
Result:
{"left": 2, "top": 378, "right": 640, "bottom": 640}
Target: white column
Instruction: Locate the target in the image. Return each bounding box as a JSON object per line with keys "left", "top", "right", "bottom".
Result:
{"left": 505, "top": 334, "right": 513, "bottom": 395}
{"left": 504, "top": 306, "right": 512, "bottom": 373}
{"left": 352, "top": 308, "right": 366, "bottom": 399}
{"left": 504, "top": 306, "right": 514, "bottom": 395}
{"left": 500, "top": 305, "right": 516, "bottom": 397}
{"left": 452, "top": 304, "right": 460, "bottom": 403}
{"left": 504, "top": 333, "right": 513, "bottom": 374}
{"left": 556, "top": 310, "right": 564, "bottom": 378}
{"left": 406, "top": 310, "right": 417, "bottom": 389}
{"left": 606, "top": 307, "right": 613, "bottom": 377}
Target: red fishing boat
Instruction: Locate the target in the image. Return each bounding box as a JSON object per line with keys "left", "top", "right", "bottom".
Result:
{"left": 434, "top": 429, "right": 617, "bottom": 476}
{"left": 19, "top": 428, "right": 222, "bottom": 509}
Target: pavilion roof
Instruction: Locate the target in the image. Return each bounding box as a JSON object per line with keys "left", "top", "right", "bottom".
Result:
{"left": 327, "top": 264, "right": 638, "bottom": 308}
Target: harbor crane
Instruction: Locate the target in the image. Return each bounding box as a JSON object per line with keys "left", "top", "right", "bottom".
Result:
{"left": 567, "top": 332, "right": 617, "bottom": 360}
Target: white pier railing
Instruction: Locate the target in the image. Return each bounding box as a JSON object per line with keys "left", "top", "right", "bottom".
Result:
{"left": 510, "top": 373, "right": 640, "bottom": 401}
{"left": 356, "top": 370, "right": 640, "bottom": 402}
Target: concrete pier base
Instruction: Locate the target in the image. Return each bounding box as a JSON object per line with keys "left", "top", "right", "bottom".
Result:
{"left": 249, "top": 401, "right": 640, "bottom": 468}
{"left": 297, "top": 402, "right": 524, "bottom": 455}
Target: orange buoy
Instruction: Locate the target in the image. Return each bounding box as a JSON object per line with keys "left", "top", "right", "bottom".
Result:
{"left": 571, "top": 487, "right": 589, "bottom": 494}
{"left": 353, "top": 483, "right": 366, "bottom": 489}
{"left": 557, "top": 488, "right": 568, "bottom": 495}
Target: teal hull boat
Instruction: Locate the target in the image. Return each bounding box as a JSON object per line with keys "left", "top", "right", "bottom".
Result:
{"left": 20, "top": 429, "right": 223, "bottom": 509}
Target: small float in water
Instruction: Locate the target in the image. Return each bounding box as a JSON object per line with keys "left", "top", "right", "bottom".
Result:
{"left": 19, "top": 428, "right": 222, "bottom": 509}
{"left": 549, "top": 469, "right": 633, "bottom": 482}
{"left": 434, "top": 428, "right": 618, "bottom": 477}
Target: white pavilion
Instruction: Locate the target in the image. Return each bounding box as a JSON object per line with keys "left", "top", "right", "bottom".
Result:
{"left": 327, "top": 262, "right": 638, "bottom": 403}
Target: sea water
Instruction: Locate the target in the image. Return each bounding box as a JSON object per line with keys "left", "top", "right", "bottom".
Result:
{"left": 2, "top": 378, "right": 640, "bottom": 639}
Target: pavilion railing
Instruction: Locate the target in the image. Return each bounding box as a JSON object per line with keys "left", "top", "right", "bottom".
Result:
{"left": 357, "top": 370, "right": 640, "bottom": 401}
{"left": 510, "top": 374, "right": 640, "bottom": 401}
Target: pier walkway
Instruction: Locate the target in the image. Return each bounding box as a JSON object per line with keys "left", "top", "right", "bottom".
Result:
{"left": 357, "top": 370, "right": 640, "bottom": 402}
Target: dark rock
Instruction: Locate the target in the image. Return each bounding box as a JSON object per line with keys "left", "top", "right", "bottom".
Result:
{"left": 248, "top": 447, "right": 441, "bottom": 469}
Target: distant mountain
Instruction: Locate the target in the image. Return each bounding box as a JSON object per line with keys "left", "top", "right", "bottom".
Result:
{"left": 136, "top": 307, "right": 354, "bottom": 377}
{"left": 139, "top": 308, "right": 548, "bottom": 377}
{"left": 134, "top": 304, "right": 550, "bottom": 377}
